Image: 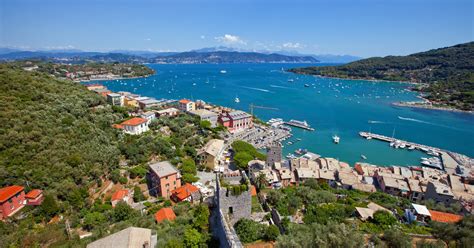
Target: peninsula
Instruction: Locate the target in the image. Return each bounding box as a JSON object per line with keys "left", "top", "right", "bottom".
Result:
{"left": 289, "top": 42, "right": 474, "bottom": 112}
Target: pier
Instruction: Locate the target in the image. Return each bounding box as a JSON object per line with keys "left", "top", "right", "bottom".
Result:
{"left": 358, "top": 131, "right": 456, "bottom": 171}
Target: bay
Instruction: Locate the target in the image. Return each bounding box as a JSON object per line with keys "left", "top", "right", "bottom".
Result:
{"left": 98, "top": 63, "right": 474, "bottom": 166}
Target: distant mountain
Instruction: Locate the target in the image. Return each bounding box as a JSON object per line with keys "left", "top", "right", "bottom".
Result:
{"left": 109, "top": 50, "right": 179, "bottom": 58}
{"left": 0, "top": 49, "right": 318, "bottom": 64}
{"left": 0, "top": 48, "right": 22, "bottom": 55}
{"left": 152, "top": 51, "right": 318, "bottom": 63}
{"left": 289, "top": 42, "right": 474, "bottom": 111}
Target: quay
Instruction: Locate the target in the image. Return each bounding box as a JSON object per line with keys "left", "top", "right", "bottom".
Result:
{"left": 284, "top": 121, "right": 315, "bottom": 131}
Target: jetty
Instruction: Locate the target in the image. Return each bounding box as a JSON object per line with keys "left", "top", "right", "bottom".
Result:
{"left": 285, "top": 120, "right": 315, "bottom": 131}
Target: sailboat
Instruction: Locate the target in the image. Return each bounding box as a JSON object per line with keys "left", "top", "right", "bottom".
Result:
{"left": 235, "top": 95, "right": 240, "bottom": 103}
{"left": 332, "top": 135, "right": 340, "bottom": 144}
{"left": 213, "top": 82, "right": 216, "bottom": 89}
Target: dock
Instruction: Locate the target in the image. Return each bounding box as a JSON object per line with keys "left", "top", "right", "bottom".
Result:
{"left": 284, "top": 121, "right": 315, "bottom": 131}
{"left": 358, "top": 131, "right": 458, "bottom": 171}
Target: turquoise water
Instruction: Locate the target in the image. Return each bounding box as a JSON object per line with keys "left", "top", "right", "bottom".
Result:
{"left": 98, "top": 63, "right": 474, "bottom": 166}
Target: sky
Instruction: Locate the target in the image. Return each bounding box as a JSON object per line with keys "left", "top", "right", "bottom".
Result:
{"left": 0, "top": 0, "right": 472, "bottom": 57}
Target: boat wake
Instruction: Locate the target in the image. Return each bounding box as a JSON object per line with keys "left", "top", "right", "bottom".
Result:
{"left": 398, "top": 116, "right": 432, "bottom": 125}
{"left": 269, "top": 84, "right": 292, "bottom": 89}
{"left": 368, "top": 120, "right": 385, "bottom": 124}
{"left": 241, "top": 86, "right": 273, "bottom": 93}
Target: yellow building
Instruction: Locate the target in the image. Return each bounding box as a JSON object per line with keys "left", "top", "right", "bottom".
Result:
{"left": 124, "top": 97, "right": 139, "bottom": 108}
{"left": 198, "top": 139, "right": 225, "bottom": 170}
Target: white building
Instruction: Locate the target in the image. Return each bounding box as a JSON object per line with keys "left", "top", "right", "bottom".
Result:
{"left": 120, "top": 117, "right": 149, "bottom": 135}
{"left": 178, "top": 99, "right": 195, "bottom": 112}
{"left": 188, "top": 109, "right": 219, "bottom": 127}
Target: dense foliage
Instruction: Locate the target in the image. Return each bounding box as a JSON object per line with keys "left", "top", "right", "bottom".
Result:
{"left": 290, "top": 42, "right": 474, "bottom": 110}
{"left": 0, "top": 64, "right": 121, "bottom": 199}
{"left": 231, "top": 140, "right": 266, "bottom": 169}
{"left": 234, "top": 219, "right": 279, "bottom": 243}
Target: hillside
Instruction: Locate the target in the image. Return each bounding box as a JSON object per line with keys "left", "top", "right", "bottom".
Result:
{"left": 0, "top": 64, "right": 121, "bottom": 198}
{"left": 289, "top": 42, "right": 474, "bottom": 111}
{"left": 0, "top": 50, "right": 319, "bottom": 64}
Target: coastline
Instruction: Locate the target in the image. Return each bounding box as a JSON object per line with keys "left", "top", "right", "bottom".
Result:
{"left": 290, "top": 71, "right": 474, "bottom": 114}
{"left": 76, "top": 73, "right": 154, "bottom": 83}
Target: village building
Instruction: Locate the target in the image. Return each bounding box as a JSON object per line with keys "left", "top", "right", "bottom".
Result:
{"left": 252, "top": 168, "right": 280, "bottom": 188}
{"left": 178, "top": 99, "right": 195, "bottom": 112}
{"left": 156, "top": 107, "right": 179, "bottom": 117}
{"left": 294, "top": 168, "right": 318, "bottom": 184}
{"left": 352, "top": 183, "right": 377, "bottom": 193}
{"left": 111, "top": 189, "right": 133, "bottom": 207}
{"left": 266, "top": 144, "right": 282, "bottom": 169}
{"left": 198, "top": 139, "right": 225, "bottom": 170}
{"left": 138, "top": 98, "right": 161, "bottom": 109}
{"left": 171, "top": 183, "right": 201, "bottom": 203}
{"left": 119, "top": 117, "right": 149, "bottom": 135}
{"left": 337, "top": 171, "right": 361, "bottom": 189}
{"left": 92, "top": 88, "right": 112, "bottom": 97}
{"left": 140, "top": 111, "right": 156, "bottom": 124}
{"left": 0, "top": 185, "right": 26, "bottom": 220}
{"left": 318, "top": 169, "right": 336, "bottom": 186}
{"left": 354, "top": 163, "right": 379, "bottom": 176}
{"left": 25, "top": 189, "right": 44, "bottom": 206}
{"left": 218, "top": 110, "right": 253, "bottom": 133}
{"left": 86, "top": 227, "right": 156, "bottom": 248}
{"left": 148, "top": 161, "right": 181, "bottom": 198}
{"left": 407, "top": 203, "right": 432, "bottom": 223}
{"left": 407, "top": 179, "right": 424, "bottom": 201}
{"left": 106, "top": 93, "right": 123, "bottom": 106}
{"left": 154, "top": 208, "right": 176, "bottom": 223}
{"left": 277, "top": 168, "right": 293, "bottom": 187}
{"left": 85, "top": 84, "right": 105, "bottom": 91}
{"left": 188, "top": 109, "right": 219, "bottom": 127}
{"left": 355, "top": 202, "right": 391, "bottom": 221}
{"left": 375, "top": 171, "right": 409, "bottom": 196}
{"left": 425, "top": 182, "right": 455, "bottom": 205}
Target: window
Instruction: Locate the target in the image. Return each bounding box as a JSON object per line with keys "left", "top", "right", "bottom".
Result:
{"left": 229, "top": 207, "right": 233, "bottom": 214}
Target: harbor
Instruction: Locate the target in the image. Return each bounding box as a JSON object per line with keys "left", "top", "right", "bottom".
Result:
{"left": 359, "top": 131, "right": 470, "bottom": 173}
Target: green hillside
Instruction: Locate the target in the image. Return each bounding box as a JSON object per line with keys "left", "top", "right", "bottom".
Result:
{"left": 289, "top": 42, "right": 474, "bottom": 111}
{"left": 0, "top": 64, "right": 121, "bottom": 198}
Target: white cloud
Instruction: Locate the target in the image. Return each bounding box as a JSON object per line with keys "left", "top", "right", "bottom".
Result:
{"left": 214, "top": 34, "right": 246, "bottom": 45}
{"left": 44, "top": 45, "right": 76, "bottom": 50}
{"left": 200, "top": 35, "right": 206, "bottom": 40}
{"left": 144, "top": 38, "right": 152, "bottom": 41}
{"left": 282, "top": 42, "right": 304, "bottom": 49}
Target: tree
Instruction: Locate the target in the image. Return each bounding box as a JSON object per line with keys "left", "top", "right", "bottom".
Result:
{"left": 192, "top": 204, "right": 210, "bottom": 232}
{"left": 234, "top": 219, "right": 264, "bottom": 243}
{"left": 83, "top": 212, "right": 106, "bottom": 231}
{"left": 183, "top": 228, "right": 202, "bottom": 248}
{"left": 199, "top": 120, "right": 211, "bottom": 129}
{"left": 233, "top": 152, "right": 253, "bottom": 169}
{"left": 255, "top": 172, "right": 267, "bottom": 190}
{"left": 39, "top": 194, "right": 60, "bottom": 219}
{"left": 264, "top": 225, "right": 280, "bottom": 241}
{"left": 133, "top": 186, "right": 145, "bottom": 202}
{"left": 113, "top": 201, "right": 135, "bottom": 221}
{"left": 383, "top": 228, "right": 412, "bottom": 248}
{"left": 373, "top": 210, "right": 397, "bottom": 228}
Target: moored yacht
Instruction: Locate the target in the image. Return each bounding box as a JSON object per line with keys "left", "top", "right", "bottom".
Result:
{"left": 332, "top": 135, "right": 340, "bottom": 144}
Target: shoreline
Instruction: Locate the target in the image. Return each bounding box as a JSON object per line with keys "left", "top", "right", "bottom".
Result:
{"left": 76, "top": 73, "right": 154, "bottom": 83}
{"left": 290, "top": 71, "right": 474, "bottom": 114}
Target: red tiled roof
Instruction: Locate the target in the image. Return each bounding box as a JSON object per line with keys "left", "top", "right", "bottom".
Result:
{"left": 250, "top": 185, "right": 257, "bottom": 196}
{"left": 171, "top": 183, "right": 199, "bottom": 201}
{"left": 25, "top": 189, "right": 42, "bottom": 199}
{"left": 0, "top": 185, "right": 24, "bottom": 202}
{"left": 112, "top": 124, "right": 124, "bottom": 129}
{"left": 111, "top": 189, "right": 129, "bottom": 201}
{"left": 155, "top": 207, "right": 176, "bottom": 222}
{"left": 429, "top": 210, "right": 463, "bottom": 223}
{"left": 179, "top": 99, "right": 191, "bottom": 104}
{"left": 120, "top": 117, "right": 147, "bottom": 126}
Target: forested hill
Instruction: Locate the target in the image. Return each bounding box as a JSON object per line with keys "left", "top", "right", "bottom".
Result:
{"left": 289, "top": 42, "right": 474, "bottom": 111}
{"left": 0, "top": 64, "right": 121, "bottom": 199}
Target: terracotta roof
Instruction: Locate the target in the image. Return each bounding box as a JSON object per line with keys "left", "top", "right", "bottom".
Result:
{"left": 0, "top": 185, "right": 24, "bottom": 202}
{"left": 154, "top": 208, "right": 176, "bottom": 222}
{"left": 171, "top": 183, "right": 199, "bottom": 201}
{"left": 25, "top": 189, "right": 42, "bottom": 199}
{"left": 250, "top": 185, "right": 257, "bottom": 196}
{"left": 121, "top": 117, "right": 147, "bottom": 126}
{"left": 429, "top": 210, "right": 463, "bottom": 223}
{"left": 112, "top": 124, "right": 124, "bottom": 129}
{"left": 111, "top": 189, "right": 129, "bottom": 201}
{"left": 179, "top": 99, "right": 191, "bottom": 104}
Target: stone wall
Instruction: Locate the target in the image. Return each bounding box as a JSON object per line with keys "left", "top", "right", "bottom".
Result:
{"left": 216, "top": 172, "right": 252, "bottom": 226}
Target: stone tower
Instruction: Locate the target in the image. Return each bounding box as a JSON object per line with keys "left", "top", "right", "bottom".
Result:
{"left": 266, "top": 143, "right": 282, "bottom": 169}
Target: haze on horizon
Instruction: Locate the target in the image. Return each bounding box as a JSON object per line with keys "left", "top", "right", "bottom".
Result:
{"left": 0, "top": 0, "right": 472, "bottom": 58}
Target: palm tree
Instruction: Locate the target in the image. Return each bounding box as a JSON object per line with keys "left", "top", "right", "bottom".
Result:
{"left": 256, "top": 173, "right": 267, "bottom": 191}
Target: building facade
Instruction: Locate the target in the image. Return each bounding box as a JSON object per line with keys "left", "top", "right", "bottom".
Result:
{"left": 107, "top": 93, "right": 123, "bottom": 106}
{"left": 149, "top": 161, "right": 182, "bottom": 198}
{"left": 0, "top": 185, "right": 26, "bottom": 220}
{"left": 178, "top": 99, "right": 195, "bottom": 112}
{"left": 218, "top": 110, "right": 253, "bottom": 133}
{"left": 266, "top": 144, "right": 282, "bottom": 168}
{"left": 120, "top": 117, "right": 149, "bottom": 135}
{"left": 188, "top": 109, "right": 218, "bottom": 127}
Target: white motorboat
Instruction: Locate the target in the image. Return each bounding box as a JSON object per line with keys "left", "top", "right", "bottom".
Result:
{"left": 332, "top": 135, "right": 340, "bottom": 144}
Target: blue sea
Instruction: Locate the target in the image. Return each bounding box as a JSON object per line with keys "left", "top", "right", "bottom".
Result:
{"left": 98, "top": 63, "right": 474, "bottom": 167}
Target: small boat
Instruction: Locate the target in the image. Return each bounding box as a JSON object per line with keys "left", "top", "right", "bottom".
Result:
{"left": 400, "top": 143, "right": 406, "bottom": 149}
{"left": 192, "top": 82, "right": 197, "bottom": 86}
{"left": 304, "top": 84, "right": 310, "bottom": 87}
{"left": 408, "top": 145, "right": 416, "bottom": 150}
{"left": 361, "top": 155, "right": 367, "bottom": 160}
{"left": 288, "top": 79, "right": 295, "bottom": 82}
{"left": 332, "top": 135, "right": 340, "bottom": 144}
{"left": 220, "top": 70, "right": 227, "bottom": 74}
{"left": 235, "top": 95, "right": 240, "bottom": 103}
{"left": 295, "top": 148, "right": 308, "bottom": 155}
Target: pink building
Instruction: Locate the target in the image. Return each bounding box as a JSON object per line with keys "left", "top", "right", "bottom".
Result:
{"left": 25, "top": 189, "right": 44, "bottom": 206}
{"left": 218, "top": 110, "right": 253, "bottom": 133}
{"left": 149, "top": 161, "right": 182, "bottom": 198}
{"left": 0, "top": 185, "right": 26, "bottom": 221}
